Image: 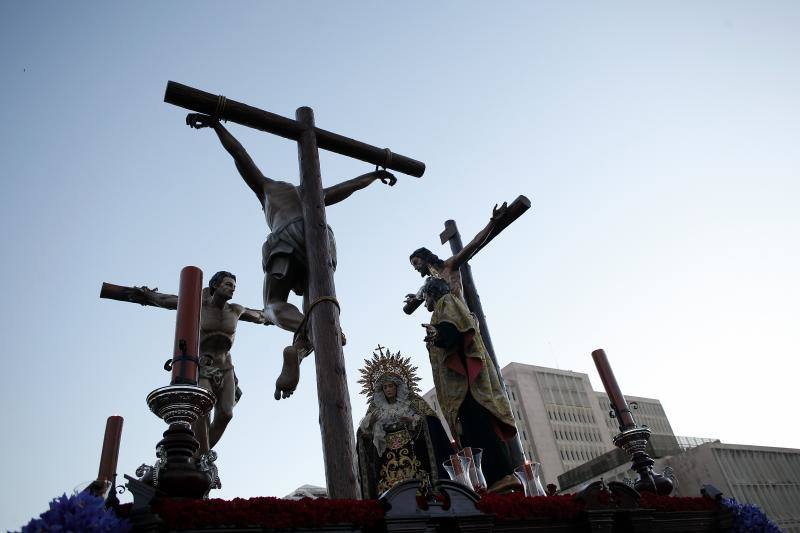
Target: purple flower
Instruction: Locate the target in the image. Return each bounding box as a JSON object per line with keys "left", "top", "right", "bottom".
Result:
{"left": 721, "top": 497, "right": 781, "bottom": 533}
{"left": 16, "top": 492, "right": 131, "bottom": 533}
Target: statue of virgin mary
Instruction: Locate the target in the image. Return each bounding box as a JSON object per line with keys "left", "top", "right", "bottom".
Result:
{"left": 356, "top": 346, "right": 451, "bottom": 499}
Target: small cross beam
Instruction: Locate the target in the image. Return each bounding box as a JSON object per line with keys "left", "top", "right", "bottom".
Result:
{"left": 100, "top": 282, "right": 266, "bottom": 324}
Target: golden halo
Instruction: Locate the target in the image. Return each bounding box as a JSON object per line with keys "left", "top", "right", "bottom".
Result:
{"left": 357, "top": 345, "right": 421, "bottom": 400}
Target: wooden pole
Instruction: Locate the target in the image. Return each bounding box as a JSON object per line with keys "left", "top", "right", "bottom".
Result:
{"left": 591, "top": 349, "right": 637, "bottom": 430}
{"left": 97, "top": 415, "right": 124, "bottom": 484}
{"left": 172, "top": 266, "right": 202, "bottom": 386}
{"left": 440, "top": 220, "right": 526, "bottom": 468}
{"left": 165, "top": 81, "right": 425, "bottom": 178}
{"left": 296, "top": 106, "right": 359, "bottom": 499}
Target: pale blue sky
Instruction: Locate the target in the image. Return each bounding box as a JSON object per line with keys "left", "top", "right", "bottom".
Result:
{"left": 2, "top": 2, "right": 799, "bottom": 529}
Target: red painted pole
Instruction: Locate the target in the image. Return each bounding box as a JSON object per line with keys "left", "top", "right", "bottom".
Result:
{"left": 591, "top": 349, "right": 636, "bottom": 430}
{"left": 171, "top": 266, "right": 203, "bottom": 385}
{"left": 97, "top": 415, "right": 124, "bottom": 483}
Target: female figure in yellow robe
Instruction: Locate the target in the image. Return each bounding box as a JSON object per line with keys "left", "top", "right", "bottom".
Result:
{"left": 422, "top": 277, "right": 518, "bottom": 489}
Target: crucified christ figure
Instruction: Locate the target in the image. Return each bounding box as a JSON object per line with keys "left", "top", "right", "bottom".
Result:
{"left": 187, "top": 113, "right": 396, "bottom": 400}
{"left": 404, "top": 202, "right": 508, "bottom": 309}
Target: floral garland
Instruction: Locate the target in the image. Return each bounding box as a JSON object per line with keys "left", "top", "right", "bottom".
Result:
{"left": 23, "top": 491, "right": 772, "bottom": 530}
{"left": 16, "top": 492, "right": 132, "bottom": 532}
{"left": 152, "top": 496, "right": 385, "bottom": 530}
{"left": 148, "top": 493, "right": 755, "bottom": 528}
{"left": 721, "top": 498, "right": 781, "bottom": 532}
{"left": 477, "top": 494, "right": 585, "bottom": 521}
{"left": 639, "top": 492, "right": 718, "bottom": 511}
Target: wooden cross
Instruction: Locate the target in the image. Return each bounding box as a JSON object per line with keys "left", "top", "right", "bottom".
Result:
{"left": 438, "top": 218, "right": 527, "bottom": 467}
{"left": 100, "top": 282, "right": 266, "bottom": 324}
{"left": 164, "top": 82, "right": 425, "bottom": 499}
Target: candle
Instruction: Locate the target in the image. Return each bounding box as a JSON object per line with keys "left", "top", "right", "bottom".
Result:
{"left": 97, "top": 416, "right": 124, "bottom": 483}
{"left": 460, "top": 446, "right": 480, "bottom": 487}
{"left": 591, "top": 349, "right": 636, "bottom": 430}
{"left": 171, "top": 266, "right": 203, "bottom": 385}
{"left": 524, "top": 461, "right": 534, "bottom": 481}
{"left": 450, "top": 454, "right": 463, "bottom": 475}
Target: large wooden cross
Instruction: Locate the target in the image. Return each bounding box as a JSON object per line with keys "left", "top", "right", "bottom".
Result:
{"left": 164, "top": 82, "right": 425, "bottom": 499}
{"left": 438, "top": 218, "right": 527, "bottom": 467}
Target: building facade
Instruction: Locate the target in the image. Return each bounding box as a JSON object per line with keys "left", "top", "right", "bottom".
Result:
{"left": 675, "top": 435, "right": 720, "bottom": 450}
{"left": 559, "top": 441, "right": 800, "bottom": 532}
{"left": 595, "top": 392, "right": 675, "bottom": 437}
{"left": 664, "top": 442, "right": 800, "bottom": 532}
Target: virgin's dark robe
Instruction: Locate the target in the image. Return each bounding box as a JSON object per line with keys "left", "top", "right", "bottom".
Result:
{"left": 357, "top": 396, "right": 450, "bottom": 499}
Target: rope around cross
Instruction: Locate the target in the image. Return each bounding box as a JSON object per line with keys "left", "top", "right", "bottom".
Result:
{"left": 292, "top": 295, "right": 342, "bottom": 349}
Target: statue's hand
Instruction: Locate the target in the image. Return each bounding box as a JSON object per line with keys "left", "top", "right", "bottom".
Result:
{"left": 422, "top": 323, "right": 438, "bottom": 342}
{"left": 132, "top": 285, "right": 158, "bottom": 305}
{"left": 404, "top": 293, "right": 420, "bottom": 305}
{"left": 186, "top": 113, "right": 216, "bottom": 129}
{"left": 491, "top": 201, "right": 509, "bottom": 221}
{"left": 374, "top": 170, "right": 397, "bottom": 186}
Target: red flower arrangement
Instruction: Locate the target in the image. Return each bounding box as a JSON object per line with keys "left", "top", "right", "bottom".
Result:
{"left": 120, "top": 492, "right": 720, "bottom": 529}
{"left": 152, "top": 497, "right": 385, "bottom": 530}
{"left": 477, "top": 493, "right": 585, "bottom": 521}
{"left": 638, "top": 492, "right": 718, "bottom": 512}
{"left": 476, "top": 492, "right": 719, "bottom": 522}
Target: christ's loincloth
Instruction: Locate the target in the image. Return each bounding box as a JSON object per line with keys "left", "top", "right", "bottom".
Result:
{"left": 262, "top": 216, "right": 337, "bottom": 297}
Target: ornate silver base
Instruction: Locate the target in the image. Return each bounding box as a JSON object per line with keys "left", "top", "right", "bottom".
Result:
{"left": 613, "top": 425, "right": 673, "bottom": 495}
{"left": 143, "top": 384, "right": 218, "bottom": 498}
{"left": 147, "top": 384, "right": 215, "bottom": 427}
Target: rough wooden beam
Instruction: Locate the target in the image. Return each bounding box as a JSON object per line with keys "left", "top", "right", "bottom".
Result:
{"left": 165, "top": 81, "right": 426, "bottom": 178}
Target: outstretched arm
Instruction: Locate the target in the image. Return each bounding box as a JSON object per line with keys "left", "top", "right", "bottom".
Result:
{"left": 445, "top": 202, "right": 508, "bottom": 270}
{"left": 323, "top": 170, "right": 396, "bottom": 206}
{"left": 226, "top": 302, "right": 272, "bottom": 325}
{"left": 239, "top": 306, "right": 272, "bottom": 325}
{"left": 186, "top": 114, "right": 268, "bottom": 205}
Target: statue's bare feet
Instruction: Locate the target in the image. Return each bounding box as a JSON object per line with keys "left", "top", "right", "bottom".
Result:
{"left": 274, "top": 345, "right": 300, "bottom": 400}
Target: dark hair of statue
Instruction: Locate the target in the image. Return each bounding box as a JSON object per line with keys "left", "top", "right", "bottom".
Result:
{"left": 410, "top": 247, "right": 445, "bottom": 268}
{"left": 208, "top": 271, "right": 236, "bottom": 295}
{"left": 422, "top": 277, "right": 451, "bottom": 301}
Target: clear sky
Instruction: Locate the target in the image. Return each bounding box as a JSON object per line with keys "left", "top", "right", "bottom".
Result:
{"left": 1, "top": 1, "right": 798, "bottom": 529}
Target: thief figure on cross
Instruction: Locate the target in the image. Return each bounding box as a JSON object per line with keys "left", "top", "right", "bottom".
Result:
{"left": 101, "top": 271, "right": 267, "bottom": 455}
{"left": 186, "top": 113, "right": 396, "bottom": 400}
